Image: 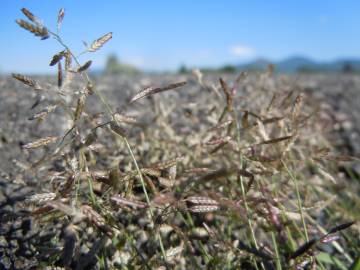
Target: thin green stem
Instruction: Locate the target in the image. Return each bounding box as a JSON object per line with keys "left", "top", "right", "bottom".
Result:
{"left": 233, "top": 109, "right": 265, "bottom": 270}
{"left": 282, "top": 160, "right": 309, "bottom": 241}
{"left": 271, "top": 232, "right": 282, "bottom": 270}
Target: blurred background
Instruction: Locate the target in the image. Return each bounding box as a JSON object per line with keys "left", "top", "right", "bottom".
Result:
{"left": 1, "top": 0, "right": 360, "bottom": 74}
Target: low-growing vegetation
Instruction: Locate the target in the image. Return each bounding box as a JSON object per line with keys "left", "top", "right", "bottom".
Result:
{"left": 1, "top": 7, "right": 359, "bottom": 270}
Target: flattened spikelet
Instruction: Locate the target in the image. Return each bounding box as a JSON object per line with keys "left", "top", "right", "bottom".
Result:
{"left": 327, "top": 221, "right": 355, "bottom": 234}
{"left": 12, "top": 73, "right": 42, "bottom": 90}
{"left": 77, "top": 60, "right": 92, "bottom": 72}
{"left": 26, "top": 192, "right": 56, "bottom": 205}
{"left": 49, "top": 51, "right": 65, "bottom": 66}
{"left": 111, "top": 195, "right": 148, "bottom": 209}
{"left": 189, "top": 205, "right": 220, "bottom": 213}
{"left": 28, "top": 104, "right": 57, "bottom": 120}
{"left": 58, "top": 61, "right": 63, "bottom": 88}
{"left": 88, "top": 32, "right": 112, "bottom": 52}
{"left": 289, "top": 239, "right": 317, "bottom": 259}
{"left": 114, "top": 113, "right": 137, "bottom": 124}
{"left": 74, "top": 95, "right": 85, "bottom": 121}
{"left": 130, "top": 81, "right": 187, "bottom": 103}
{"left": 208, "top": 119, "right": 233, "bottom": 131}
{"left": 16, "top": 19, "right": 49, "bottom": 39}
{"left": 109, "top": 121, "right": 126, "bottom": 137}
{"left": 81, "top": 205, "right": 112, "bottom": 236}
{"left": 57, "top": 8, "right": 65, "bottom": 30}
{"left": 21, "top": 8, "right": 39, "bottom": 25}
{"left": 23, "top": 136, "right": 58, "bottom": 149}
{"left": 260, "top": 135, "right": 293, "bottom": 145}
{"left": 185, "top": 196, "right": 219, "bottom": 205}
{"left": 205, "top": 135, "right": 232, "bottom": 145}
{"left": 219, "top": 77, "right": 233, "bottom": 110}
{"left": 65, "top": 50, "right": 72, "bottom": 70}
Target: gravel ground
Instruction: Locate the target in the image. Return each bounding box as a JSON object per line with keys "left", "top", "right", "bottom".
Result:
{"left": 0, "top": 73, "right": 359, "bottom": 268}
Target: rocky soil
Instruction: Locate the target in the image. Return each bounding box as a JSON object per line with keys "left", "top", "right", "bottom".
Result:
{"left": 0, "top": 73, "right": 359, "bottom": 269}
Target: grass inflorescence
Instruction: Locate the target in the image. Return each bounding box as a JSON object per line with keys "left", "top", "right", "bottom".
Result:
{"left": 5, "top": 7, "right": 360, "bottom": 270}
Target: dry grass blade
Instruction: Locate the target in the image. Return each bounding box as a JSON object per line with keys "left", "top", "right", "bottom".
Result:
{"left": 88, "top": 32, "right": 112, "bottom": 52}
{"left": 77, "top": 60, "right": 92, "bottom": 72}
{"left": 12, "top": 73, "right": 42, "bottom": 90}
{"left": 16, "top": 19, "right": 49, "bottom": 39}
{"left": 23, "top": 136, "right": 58, "bottom": 149}
{"left": 130, "top": 81, "right": 187, "bottom": 103}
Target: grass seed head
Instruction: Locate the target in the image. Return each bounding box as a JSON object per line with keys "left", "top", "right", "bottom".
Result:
{"left": 23, "top": 136, "right": 58, "bottom": 149}
{"left": 88, "top": 32, "right": 113, "bottom": 52}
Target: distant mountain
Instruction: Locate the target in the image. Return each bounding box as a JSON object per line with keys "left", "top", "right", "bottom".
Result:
{"left": 236, "top": 56, "right": 360, "bottom": 73}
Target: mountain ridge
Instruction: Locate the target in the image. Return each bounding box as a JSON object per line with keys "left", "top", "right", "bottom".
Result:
{"left": 236, "top": 56, "right": 360, "bottom": 73}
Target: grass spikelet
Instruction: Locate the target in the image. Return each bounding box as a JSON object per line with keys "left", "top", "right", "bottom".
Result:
{"left": 21, "top": 8, "right": 41, "bottom": 25}
{"left": 16, "top": 19, "right": 49, "bottom": 39}
{"left": 130, "top": 81, "right": 187, "bottom": 103}
{"left": 114, "top": 113, "right": 138, "bottom": 124}
{"left": 49, "top": 51, "right": 65, "bottom": 66}
{"left": 205, "top": 135, "right": 232, "bottom": 145}
{"left": 208, "top": 119, "right": 233, "bottom": 131}
{"left": 26, "top": 192, "right": 57, "bottom": 205}
{"left": 74, "top": 95, "right": 86, "bottom": 121}
{"left": 57, "top": 8, "right": 65, "bottom": 31}
{"left": 109, "top": 121, "right": 126, "bottom": 137}
{"left": 23, "top": 136, "right": 58, "bottom": 149}
{"left": 219, "top": 77, "right": 233, "bottom": 111}
{"left": 189, "top": 205, "right": 220, "bottom": 213}
{"left": 65, "top": 50, "right": 72, "bottom": 70}
{"left": 165, "top": 242, "right": 184, "bottom": 260}
{"left": 28, "top": 104, "right": 57, "bottom": 120}
{"left": 77, "top": 60, "right": 92, "bottom": 72}
{"left": 81, "top": 205, "right": 112, "bottom": 236}
{"left": 12, "top": 73, "right": 42, "bottom": 90}
{"left": 152, "top": 156, "right": 184, "bottom": 170}
{"left": 289, "top": 239, "right": 317, "bottom": 259}
{"left": 184, "top": 196, "right": 219, "bottom": 205}
{"left": 88, "top": 32, "right": 112, "bottom": 52}
{"left": 327, "top": 221, "right": 355, "bottom": 234}
{"left": 259, "top": 135, "right": 293, "bottom": 145}
{"left": 111, "top": 195, "right": 148, "bottom": 209}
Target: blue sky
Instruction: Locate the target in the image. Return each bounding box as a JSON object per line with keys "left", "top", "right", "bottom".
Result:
{"left": 0, "top": 1, "right": 359, "bottom": 73}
